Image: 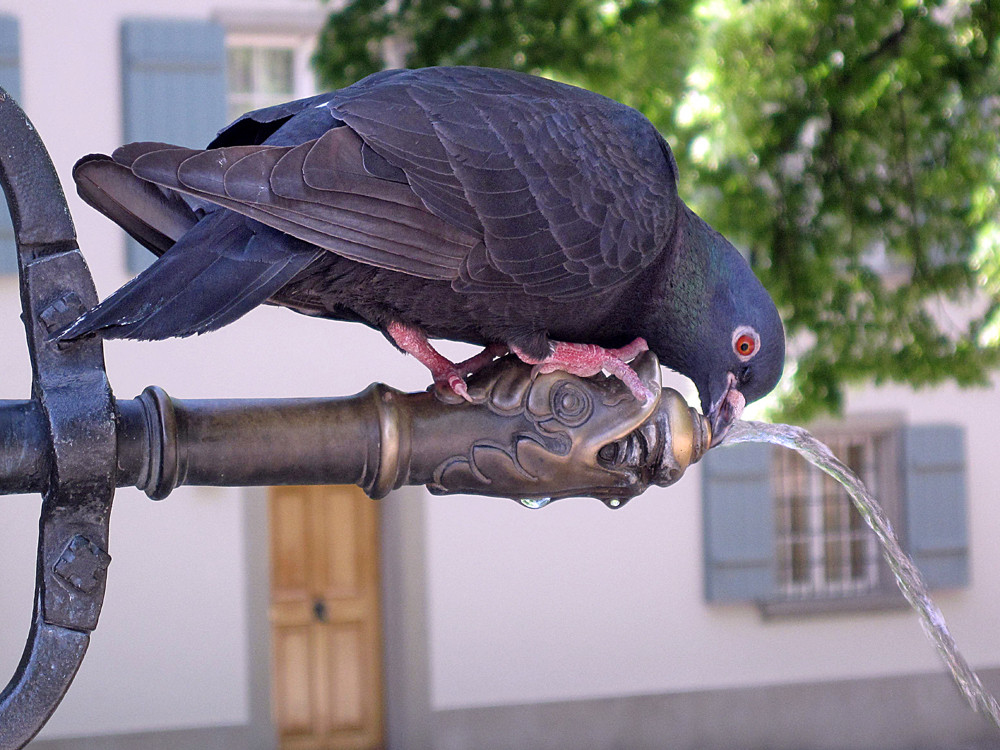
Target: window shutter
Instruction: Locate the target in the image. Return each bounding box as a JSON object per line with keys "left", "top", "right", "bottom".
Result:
{"left": 701, "top": 442, "right": 776, "bottom": 602}
{"left": 0, "top": 15, "right": 21, "bottom": 275}
{"left": 121, "top": 18, "right": 226, "bottom": 271}
{"left": 902, "top": 424, "right": 968, "bottom": 589}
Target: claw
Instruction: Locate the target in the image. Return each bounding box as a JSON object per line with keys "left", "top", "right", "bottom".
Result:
{"left": 387, "top": 321, "right": 501, "bottom": 403}
{"left": 444, "top": 371, "right": 473, "bottom": 402}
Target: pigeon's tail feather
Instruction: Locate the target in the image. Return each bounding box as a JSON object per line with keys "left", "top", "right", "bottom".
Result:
{"left": 73, "top": 154, "right": 200, "bottom": 257}
{"left": 58, "top": 211, "right": 322, "bottom": 341}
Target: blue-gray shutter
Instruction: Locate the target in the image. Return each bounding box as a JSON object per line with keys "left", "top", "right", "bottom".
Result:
{"left": 701, "top": 442, "right": 776, "bottom": 602}
{"left": 0, "top": 15, "right": 21, "bottom": 275}
{"left": 121, "top": 18, "right": 226, "bottom": 271}
{"left": 903, "top": 424, "right": 968, "bottom": 588}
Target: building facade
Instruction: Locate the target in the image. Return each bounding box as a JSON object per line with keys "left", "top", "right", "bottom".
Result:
{"left": 0, "top": 2, "right": 997, "bottom": 748}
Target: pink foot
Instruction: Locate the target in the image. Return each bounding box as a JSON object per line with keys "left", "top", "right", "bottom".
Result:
{"left": 455, "top": 343, "right": 508, "bottom": 375}
{"left": 387, "top": 322, "right": 505, "bottom": 401}
{"left": 511, "top": 338, "right": 654, "bottom": 405}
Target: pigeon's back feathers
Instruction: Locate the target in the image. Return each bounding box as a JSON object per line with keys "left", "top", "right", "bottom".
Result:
{"left": 321, "top": 67, "right": 681, "bottom": 298}
{"left": 206, "top": 66, "right": 683, "bottom": 296}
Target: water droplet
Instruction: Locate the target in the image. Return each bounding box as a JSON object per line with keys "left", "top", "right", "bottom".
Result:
{"left": 601, "top": 497, "right": 630, "bottom": 510}
{"left": 520, "top": 497, "right": 551, "bottom": 509}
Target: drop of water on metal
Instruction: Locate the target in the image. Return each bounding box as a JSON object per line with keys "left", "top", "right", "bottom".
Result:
{"left": 520, "top": 497, "right": 551, "bottom": 509}
{"left": 722, "top": 420, "right": 1000, "bottom": 731}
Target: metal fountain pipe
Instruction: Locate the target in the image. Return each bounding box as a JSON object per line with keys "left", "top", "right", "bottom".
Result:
{"left": 112, "top": 356, "right": 710, "bottom": 504}
{"left": 0, "top": 85, "right": 711, "bottom": 748}
{"left": 3, "top": 354, "right": 711, "bottom": 506}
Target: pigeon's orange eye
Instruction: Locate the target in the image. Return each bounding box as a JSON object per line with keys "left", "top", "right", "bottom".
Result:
{"left": 732, "top": 326, "right": 760, "bottom": 362}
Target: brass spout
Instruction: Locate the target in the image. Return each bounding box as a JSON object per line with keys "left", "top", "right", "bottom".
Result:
{"left": 113, "top": 351, "right": 709, "bottom": 506}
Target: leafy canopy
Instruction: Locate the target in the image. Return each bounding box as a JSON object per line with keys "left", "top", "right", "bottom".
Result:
{"left": 314, "top": 0, "right": 1000, "bottom": 420}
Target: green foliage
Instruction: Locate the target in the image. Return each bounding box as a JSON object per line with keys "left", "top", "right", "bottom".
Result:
{"left": 314, "top": 0, "right": 696, "bottom": 99}
{"left": 314, "top": 0, "right": 1000, "bottom": 420}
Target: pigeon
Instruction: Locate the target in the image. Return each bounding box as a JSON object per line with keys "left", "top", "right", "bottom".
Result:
{"left": 61, "top": 66, "right": 784, "bottom": 446}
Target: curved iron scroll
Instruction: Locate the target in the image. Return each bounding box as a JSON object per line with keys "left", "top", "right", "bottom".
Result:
{"left": 0, "top": 89, "right": 117, "bottom": 747}
{"left": 0, "top": 88, "right": 711, "bottom": 747}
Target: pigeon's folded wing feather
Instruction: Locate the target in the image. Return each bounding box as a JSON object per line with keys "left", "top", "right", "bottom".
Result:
{"left": 118, "top": 127, "right": 482, "bottom": 280}
{"left": 73, "top": 154, "right": 200, "bottom": 257}
{"left": 59, "top": 211, "right": 323, "bottom": 340}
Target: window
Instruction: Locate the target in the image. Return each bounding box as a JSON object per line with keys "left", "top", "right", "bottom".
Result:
{"left": 775, "top": 438, "right": 880, "bottom": 599}
{"left": 767, "top": 423, "right": 902, "bottom": 613}
{"left": 226, "top": 33, "right": 318, "bottom": 123}
{"left": 702, "top": 420, "right": 968, "bottom": 614}
{"left": 227, "top": 46, "right": 295, "bottom": 121}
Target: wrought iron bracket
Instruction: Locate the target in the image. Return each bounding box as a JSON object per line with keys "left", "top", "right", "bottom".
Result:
{"left": 0, "top": 87, "right": 116, "bottom": 749}
{"left": 0, "top": 88, "right": 710, "bottom": 747}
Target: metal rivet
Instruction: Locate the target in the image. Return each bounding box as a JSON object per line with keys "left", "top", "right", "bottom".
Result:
{"left": 52, "top": 535, "right": 111, "bottom": 594}
{"left": 39, "top": 291, "right": 85, "bottom": 333}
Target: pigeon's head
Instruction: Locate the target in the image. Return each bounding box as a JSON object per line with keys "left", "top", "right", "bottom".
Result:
{"left": 699, "top": 263, "right": 785, "bottom": 447}
{"left": 652, "top": 208, "right": 785, "bottom": 447}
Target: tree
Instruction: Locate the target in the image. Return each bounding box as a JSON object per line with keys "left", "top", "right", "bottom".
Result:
{"left": 314, "top": 0, "right": 697, "bottom": 104}
{"left": 314, "top": 0, "right": 1000, "bottom": 420}
{"left": 677, "top": 0, "right": 1000, "bottom": 419}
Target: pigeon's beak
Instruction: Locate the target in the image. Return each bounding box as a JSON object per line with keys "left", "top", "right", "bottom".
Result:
{"left": 707, "top": 372, "right": 746, "bottom": 448}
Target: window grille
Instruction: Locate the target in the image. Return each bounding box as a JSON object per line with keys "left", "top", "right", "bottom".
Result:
{"left": 773, "top": 432, "right": 884, "bottom": 600}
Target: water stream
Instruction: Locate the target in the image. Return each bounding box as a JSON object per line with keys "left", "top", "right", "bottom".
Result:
{"left": 722, "top": 420, "right": 1000, "bottom": 730}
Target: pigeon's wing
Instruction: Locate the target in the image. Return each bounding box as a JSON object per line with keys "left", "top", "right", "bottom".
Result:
{"left": 73, "top": 153, "right": 200, "bottom": 257}
{"left": 116, "top": 126, "right": 482, "bottom": 280}
{"left": 105, "top": 68, "right": 679, "bottom": 300}
{"left": 59, "top": 210, "right": 323, "bottom": 340}
{"left": 325, "top": 67, "right": 681, "bottom": 300}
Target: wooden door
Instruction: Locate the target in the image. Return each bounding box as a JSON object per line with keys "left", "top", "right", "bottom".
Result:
{"left": 269, "top": 485, "right": 384, "bottom": 750}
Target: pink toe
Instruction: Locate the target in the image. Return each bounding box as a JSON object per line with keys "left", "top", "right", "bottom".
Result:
{"left": 613, "top": 337, "right": 649, "bottom": 361}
